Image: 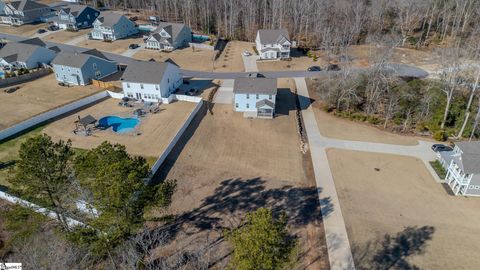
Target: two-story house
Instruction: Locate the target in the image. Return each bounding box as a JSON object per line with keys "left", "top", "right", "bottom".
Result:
{"left": 90, "top": 11, "right": 138, "bottom": 41}
{"left": 0, "top": 37, "right": 56, "bottom": 69}
{"left": 52, "top": 49, "right": 118, "bottom": 86}
{"left": 255, "top": 29, "right": 291, "bottom": 60}
{"left": 233, "top": 77, "right": 277, "bottom": 119}
{"left": 121, "top": 60, "right": 182, "bottom": 102}
{"left": 439, "top": 142, "right": 480, "bottom": 196}
{"left": 52, "top": 4, "right": 100, "bottom": 31}
{"left": 0, "top": 0, "right": 52, "bottom": 25}
{"left": 145, "top": 22, "right": 192, "bottom": 51}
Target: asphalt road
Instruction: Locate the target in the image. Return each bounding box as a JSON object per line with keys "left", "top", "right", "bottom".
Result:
{"left": 0, "top": 32, "right": 430, "bottom": 79}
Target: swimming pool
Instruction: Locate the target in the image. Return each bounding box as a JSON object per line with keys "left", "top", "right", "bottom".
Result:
{"left": 98, "top": 116, "right": 139, "bottom": 133}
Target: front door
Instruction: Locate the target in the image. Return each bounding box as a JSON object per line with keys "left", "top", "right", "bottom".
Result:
{"left": 136, "top": 93, "right": 142, "bottom": 100}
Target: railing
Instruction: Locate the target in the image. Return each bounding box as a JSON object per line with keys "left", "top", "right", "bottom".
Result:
{"left": 447, "top": 168, "right": 469, "bottom": 184}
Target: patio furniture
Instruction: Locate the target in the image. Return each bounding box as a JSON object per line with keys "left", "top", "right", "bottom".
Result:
{"left": 74, "top": 115, "right": 97, "bottom": 136}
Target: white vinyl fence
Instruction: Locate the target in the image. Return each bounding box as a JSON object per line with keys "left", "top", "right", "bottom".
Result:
{"left": 189, "top": 43, "right": 214, "bottom": 50}
{"left": 150, "top": 99, "right": 203, "bottom": 176}
{"left": 0, "top": 91, "right": 109, "bottom": 141}
{"left": 107, "top": 90, "right": 125, "bottom": 99}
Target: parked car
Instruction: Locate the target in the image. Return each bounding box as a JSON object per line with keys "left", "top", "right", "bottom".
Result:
{"left": 327, "top": 64, "right": 341, "bottom": 71}
{"left": 242, "top": 50, "right": 251, "bottom": 56}
{"left": 307, "top": 66, "right": 321, "bottom": 72}
{"left": 37, "top": 29, "right": 47, "bottom": 34}
{"left": 129, "top": 43, "right": 140, "bottom": 49}
{"left": 48, "top": 25, "right": 59, "bottom": 31}
{"left": 431, "top": 144, "right": 453, "bottom": 152}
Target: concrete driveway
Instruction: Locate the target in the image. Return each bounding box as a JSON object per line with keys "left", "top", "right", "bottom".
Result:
{"left": 213, "top": 79, "right": 234, "bottom": 104}
{"left": 241, "top": 54, "right": 259, "bottom": 72}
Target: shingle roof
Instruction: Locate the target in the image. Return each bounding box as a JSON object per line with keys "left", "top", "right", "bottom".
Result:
{"left": 51, "top": 49, "right": 112, "bottom": 68}
{"left": 10, "top": 0, "right": 49, "bottom": 11}
{"left": 257, "top": 29, "right": 290, "bottom": 45}
{"left": 59, "top": 4, "right": 89, "bottom": 17}
{"left": 454, "top": 142, "right": 480, "bottom": 174}
{"left": 121, "top": 61, "right": 172, "bottom": 84}
{"left": 18, "top": 37, "right": 46, "bottom": 47}
{"left": 150, "top": 22, "right": 188, "bottom": 44}
{"left": 233, "top": 77, "right": 277, "bottom": 95}
{"left": 256, "top": 99, "right": 275, "bottom": 109}
{"left": 95, "top": 11, "right": 124, "bottom": 27}
{"left": 0, "top": 41, "right": 48, "bottom": 63}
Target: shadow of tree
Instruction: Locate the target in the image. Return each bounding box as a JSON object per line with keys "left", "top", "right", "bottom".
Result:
{"left": 145, "top": 178, "right": 331, "bottom": 268}
{"left": 352, "top": 225, "right": 435, "bottom": 270}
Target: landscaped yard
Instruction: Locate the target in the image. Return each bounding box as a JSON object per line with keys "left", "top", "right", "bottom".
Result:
{"left": 148, "top": 78, "right": 329, "bottom": 270}
{"left": 0, "top": 74, "right": 103, "bottom": 131}
{"left": 43, "top": 98, "right": 197, "bottom": 159}
{"left": 328, "top": 149, "right": 480, "bottom": 270}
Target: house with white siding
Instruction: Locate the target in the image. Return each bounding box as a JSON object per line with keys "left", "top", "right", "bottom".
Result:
{"left": 0, "top": 38, "right": 56, "bottom": 69}
{"left": 438, "top": 142, "right": 480, "bottom": 196}
{"left": 90, "top": 11, "right": 138, "bottom": 41}
{"left": 255, "top": 29, "right": 291, "bottom": 60}
{"left": 233, "top": 77, "right": 277, "bottom": 119}
{"left": 0, "top": 0, "right": 52, "bottom": 25}
{"left": 52, "top": 4, "right": 100, "bottom": 31}
{"left": 145, "top": 22, "right": 192, "bottom": 51}
{"left": 121, "top": 60, "right": 182, "bottom": 102}
{"left": 52, "top": 49, "right": 118, "bottom": 86}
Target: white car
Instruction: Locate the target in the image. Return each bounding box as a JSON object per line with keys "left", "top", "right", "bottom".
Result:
{"left": 242, "top": 50, "right": 251, "bottom": 56}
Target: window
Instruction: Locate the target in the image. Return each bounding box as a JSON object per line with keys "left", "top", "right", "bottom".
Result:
{"left": 235, "top": 103, "right": 239, "bottom": 108}
{"left": 246, "top": 94, "right": 250, "bottom": 99}
{"left": 476, "top": 186, "right": 480, "bottom": 190}
{"left": 246, "top": 103, "right": 250, "bottom": 109}
{"left": 127, "top": 92, "right": 133, "bottom": 98}
{"left": 95, "top": 70, "right": 101, "bottom": 78}
{"left": 155, "top": 95, "right": 159, "bottom": 99}
{"left": 256, "top": 94, "right": 259, "bottom": 99}
{"left": 93, "top": 63, "right": 97, "bottom": 70}
{"left": 126, "top": 83, "right": 130, "bottom": 88}
{"left": 140, "top": 84, "right": 144, "bottom": 89}
{"left": 269, "top": 95, "right": 272, "bottom": 100}
{"left": 87, "top": 14, "right": 90, "bottom": 19}
{"left": 155, "top": 85, "right": 159, "bottom": 90}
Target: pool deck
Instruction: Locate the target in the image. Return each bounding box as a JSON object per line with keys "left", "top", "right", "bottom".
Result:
{"left": 43, "top": 98, "right": 197, "bottom": 158}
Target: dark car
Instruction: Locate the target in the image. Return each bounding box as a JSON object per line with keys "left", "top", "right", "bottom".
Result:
{"left": 308, "top": 66, "right": 321, "bottom": 72}
{"left": 48, "top": 25, "right": 59, "bottom": 31}
{"left": 327, "top": 64, "right": 341, "bottom": 71}
{"left": 129, "top": 44, "right": 140, "bottom": 49}
{"left": 431, "top": 144, "right": 453, "bottom": 152}
{"left": 37, "top": 29, "right": 47, "bottom": 34}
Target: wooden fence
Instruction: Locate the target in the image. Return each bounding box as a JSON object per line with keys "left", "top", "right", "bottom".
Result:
{"left": 91, "top": 79, "right": 122, "bottom": 92}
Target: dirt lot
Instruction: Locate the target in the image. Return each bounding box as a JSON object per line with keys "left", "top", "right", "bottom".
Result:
{"left": 43, "top": 29, "right": 90, "bottom": 44}
{"left": 77, "top": 34, "right": 145, "bottom": 54}
{"left": 257, "top": 49, "right": 329, "bottom": 72}
{"left": 147, "top": 79, "right": 329, "bottom": 269}
{"left": 328, "top": 149, "right": 480, "bottom": 270}
{"left": 43, "top": 98, "right": 196, "bottom": 159}
{"left": 215, "top": 41, "right": 253, "bottom": 72}
{"left": 0, "top": 74, "right": 102, "bottom": 130}
{"left": 0, "top": 23, "right": 48, "bottom": 37}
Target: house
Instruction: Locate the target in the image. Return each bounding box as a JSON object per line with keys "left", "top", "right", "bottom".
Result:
{"left": 233, "top": 77, "right": 277, "bottom": 119}
{"left": 52, "top": 4, "right": 100, "bottom": 31}
{"left": 52, "top": 49, "right": 118, "bottom": 86}
{"left": 0, "top": 38, "right": 56, "bottom": 69}
{"left": 439, "top": 142, "right": 480, "bottom": 196}
{"left": 90, "top": 11, "right": 138, "bottom": 41}
{"left": 145, "top": 22, "right": 192, "bottom": 51}
{"left": 255, "top": 29, "right": 291, "bottom": 60}
{"left": 121, "top": 60, "right": 182, "bottom": 102}
{"left": 0, "top": 0, "right": 52, "bottom": 25}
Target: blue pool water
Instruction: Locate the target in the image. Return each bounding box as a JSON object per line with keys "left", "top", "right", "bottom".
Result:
{"left": 98, "top": 116, "right": 139, "bottom": 133}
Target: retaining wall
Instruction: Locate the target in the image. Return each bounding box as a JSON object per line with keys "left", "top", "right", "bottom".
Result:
{"left": 0, "top": 91, "right": 109, "bottom": 141}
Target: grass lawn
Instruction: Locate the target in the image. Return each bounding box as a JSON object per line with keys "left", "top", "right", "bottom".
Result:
{"left": 430, "top": 160, "right": 447, "bottom": 179}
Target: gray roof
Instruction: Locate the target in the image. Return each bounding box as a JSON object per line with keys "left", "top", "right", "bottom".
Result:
{"left": 233, "top": 77, "right": 277, "bottom": 95}
{"left": 95, "top": 11, "right": 124, "bottom": 27}
{"left": 453, "top": 142, "right": 480, "bottom": 174}
{"left": 18, "top": 37, "right": 46, "bottom": 47}
{"left": 150, "top": 22, "right": 188, "bottom": 44}
{"left": 256, "top": 99, "right": 275, "bottom": 109}
{"left": 0, "top": 41, "right": 49, "bottom": 63}
{"left": 257, "top": 29, "right": 290, "bottom": 45}
{"left": 121, "top": 61, "right": 172, "bottom": 84}
{"left": 58, "top": 4, "right": 89, "bottom": 17}
{"left": 52, "top": 49, "right": 112, "bottom": 68}
{"left": 10, "top": 0, "right": 49, "bottom": 11}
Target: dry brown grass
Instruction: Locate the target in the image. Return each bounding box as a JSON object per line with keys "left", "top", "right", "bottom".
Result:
{"left": 44, "top": 29, "right": 90, "bottom": 44}
{"left": 0, "top": 74, "right": 102, "bottom": 130}
{"left": 0, "top": 23, "right": 48, "bottom": 37}
{"left": 134, "top": 47, "right": 216, "bottom": 72}
{"left": 328, "top": 149, "right": 480, "bottom": 270}
{"left": 77, "top": 35, "right": 145, "bottom": 54}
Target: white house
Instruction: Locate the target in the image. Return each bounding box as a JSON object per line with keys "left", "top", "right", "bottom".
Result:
{"left": 233, "top": 77, "right": 277, "bottom": 119}
{"left": 145, "top": 22, "right": 192, "bottom": 51}
{"left": 438, "top": 142, "right": 480, "bottom": 196}
{"left": 0, "top": 0, "right": 52, "bottom": 25}
{"left": 90, "top": 11, "right": 138, "bottom": 41}
{"left": 0, "top": 38, "right": 56, "bottom": 69}
{"left": 121, "top": 60, "right": 182, "bottom": 103}
{"left": 255, "top": 29, "right": 291, "bottom": 60}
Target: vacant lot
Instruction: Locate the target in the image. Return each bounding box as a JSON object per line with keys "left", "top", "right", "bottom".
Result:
{"left": 0, "top": 74, "right": 101, "bottom": 130}
{"left": 78, "top": 34, "right": 145, "bottom": 54}
{"left": 43, "top": 98, "right": 196, "bottom": 159}
{"left": 328, "top": 149, "right": 480, "bottom": 270}
{"left": 43, "top": 29, "right": 90, "bottom": 44}
{"left": 215, "top": 41, "right": 253, "bottom": 72}
{"left": 257, "top": 49, "right": 329, "bottom": 72}
{"left": 0, "top": 23, "right": 48, "bottom": 37}
{"left": 147, "top": 79, "right": 329, "bottom": 269}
